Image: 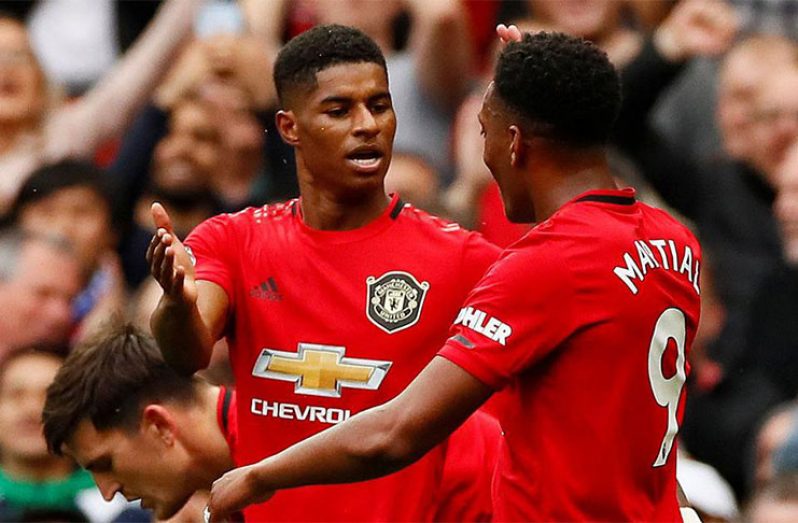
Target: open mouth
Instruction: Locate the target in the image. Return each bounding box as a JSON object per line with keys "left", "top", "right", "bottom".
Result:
{"left": 346, "top": 148, "right": 384, "bottom": 172}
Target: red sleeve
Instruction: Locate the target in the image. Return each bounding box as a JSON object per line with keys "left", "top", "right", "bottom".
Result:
{"left": 439, "top": 243, "right": 576, "bottom": 390}
{"left": 459, "top": 232, "right": 502, "bottom": 290}
{"left": 184, "top": 214, "right": 237, "bottom": 303}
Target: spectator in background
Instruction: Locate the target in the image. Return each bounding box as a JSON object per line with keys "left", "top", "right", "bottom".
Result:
{"left": 152, "top": 32, "right": 289, "bottom": 210}
{"left": 747, "top": 473, "right": 798, "bottom": 523}
{"left": 0, "top": 347, "right": 95, "bottom": 522}
{"left": 0, "top": 0, "right": 197, "bottom": 216}
{"left": 776, "top": 140, "right": 798, "bottom": 266}
{"left": 0, "top": 228, "right": 82, "bottom": 356}
{"left": 734, "top": 141, "right": 798, "bottom": 414}
{"left": 119, "top": 95, "right": 222, "bottom": 290}
{"left": 714, "top": 35, "right": 798, "bottom": 166}
{"left": 108, "top": 30, "right": 298, "bottom": 261}
{"left": 9, "top": 161, "right": 126, "bottom": 344}
{"left": 523, "top": 0, "right": 644, "bottom": 68}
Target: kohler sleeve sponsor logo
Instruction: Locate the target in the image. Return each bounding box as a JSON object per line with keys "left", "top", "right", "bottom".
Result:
{"left": 453, "top": 307, "right": 512, "bottom": 346}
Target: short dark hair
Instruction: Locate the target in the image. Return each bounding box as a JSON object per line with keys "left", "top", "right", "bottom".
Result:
{"left": 10, "top": 160, "right": 114, "bottom": 227}
{"left": 42, "top": 322, "right": 199, "bottom": 456}
{"left": 273, "top": 24, "right": 387, "bottom": 107}
{"left": 494, "top": 31, "right": 621, "bottom": 146}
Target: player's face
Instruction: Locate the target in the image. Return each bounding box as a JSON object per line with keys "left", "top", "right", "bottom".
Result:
{"left": 280, "top": 62, "right": 396, "bottom": 200}
{"left": 66, "top": 419, "right": 195, "bottom": 520}
{"left": 478, "top": 84, "right": 535, "bottom": 223}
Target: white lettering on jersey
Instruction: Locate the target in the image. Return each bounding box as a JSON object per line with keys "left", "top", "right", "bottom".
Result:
{"left": 454, "top": 307, "right": 512, "bottom": 346}
{"left": 613, "top": 239, "right": 700, "bottom": 296}
{"left": 250, "top": 398, "right": 352, "bottom": 425}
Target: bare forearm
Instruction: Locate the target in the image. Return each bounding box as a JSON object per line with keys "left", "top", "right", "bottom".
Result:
{"left": 151, "top": 296, "right": 215, "bottom": 375}
{"left": 208, "top": 357, "right": 493, "bottom": 519}
{"left": 72, "top": 0, "right": 199, "bottom": 149}
{"left": 252, "top": 404, "right": 434, "bottom": 491}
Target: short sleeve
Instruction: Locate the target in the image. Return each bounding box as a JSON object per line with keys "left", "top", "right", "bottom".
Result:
{"left": 459, "top": 232, "right": 502, "bottom": 290}
{"left": 439, "top": 243, "right": 576, "bottom": 390}
{"left": 184, "top": 214, "right": 237, "bottom": 303}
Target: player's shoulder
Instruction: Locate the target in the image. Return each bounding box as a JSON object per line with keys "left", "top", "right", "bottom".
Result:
{"left": 200, "top": 200, "right": 297, "bottom": 230}
{"left": 639, "top": 201, "right": 701, "bottom": 248}
{"left": 397, "top": 201, "right": 495, "bottom": 247}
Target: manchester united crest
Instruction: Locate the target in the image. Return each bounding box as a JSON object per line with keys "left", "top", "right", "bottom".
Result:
{"left": 366, "top": 271, "right": 430, "bottom": 333}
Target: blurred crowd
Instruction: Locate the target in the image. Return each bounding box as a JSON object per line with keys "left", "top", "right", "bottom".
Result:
{"left": 0, "top": 0, "right": 797, "bottom": 521}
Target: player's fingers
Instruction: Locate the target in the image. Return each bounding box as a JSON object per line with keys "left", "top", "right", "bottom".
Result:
{"left": 145, "top": 234, "right": 158, "bottom": 266}
{"left": 161, "top": 247, "right": 177, "bottom": 294}
{"left": 507, "top": 24, "right": 522, "bottom": 42}
{"left": 151, "top": 202, "right": 174, "bottom": 233}
{"left": 149, "top": 240, "right": 167, "bottom": 279}
{"left": 172, "top": 266, "right": 186, "bottom": 298}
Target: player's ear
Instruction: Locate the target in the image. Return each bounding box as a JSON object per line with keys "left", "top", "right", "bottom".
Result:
{"left": 141, "top": 404, "right": 178, "bottom": 447}
{"left": 276, "top": 110, "right": 300, "bottom": 146}
{"left": 508, "top": 125, "right": 525, "bottom": 167}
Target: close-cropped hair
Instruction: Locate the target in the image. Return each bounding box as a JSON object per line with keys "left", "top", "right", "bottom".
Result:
{"left": 495, "top": 31, "right": 622, "bottom": 146}
{"left": 273, "top": 24, "right": 387, "bottom": 107}
{"left": 42, "top": 322, "right": 198, "bottom": 456}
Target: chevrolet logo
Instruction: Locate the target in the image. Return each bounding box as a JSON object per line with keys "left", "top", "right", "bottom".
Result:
{"left": 251, "top": 343, "right": 392, "bottom": 398}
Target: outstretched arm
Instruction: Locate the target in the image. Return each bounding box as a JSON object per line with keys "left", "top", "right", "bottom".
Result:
{"left": 147, "top": 203, "right": 228, "bottom": 375}
{"left": 207, "top": 356, "right": 493, "bottom": 521}
{"left": 44, "top": 0, "right": 198, "bottom": 159}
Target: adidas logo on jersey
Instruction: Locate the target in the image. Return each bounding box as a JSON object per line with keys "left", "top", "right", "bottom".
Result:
{"left": 454, "top": 307, "right": 512, "bottom": 346}
{"left": 250, "top": 277, "right": 283, "bottom": 301}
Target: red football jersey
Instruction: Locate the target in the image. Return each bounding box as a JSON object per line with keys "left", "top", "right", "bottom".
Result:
{"left": 440, "top": 188, "right": 701, "bottom": 522}
{"left": 435, "top": 410, "right": 501, "bottom": 523}
{"left": 186, "top": 195, "right": 499, "bottom": 522}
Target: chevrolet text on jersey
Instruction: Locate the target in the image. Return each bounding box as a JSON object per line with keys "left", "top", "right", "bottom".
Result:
{"left": 250, "top": 398, "right": 352, "bottom": 424}
{"left": 613, "top": 239, "right": 701, "bottom": 296}
{"left": 453, "top": 307, "right": 512, "bottom": 345}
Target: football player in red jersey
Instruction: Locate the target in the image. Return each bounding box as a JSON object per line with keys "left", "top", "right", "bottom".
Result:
{"left": 147, "top": 24, "right": 500, "bottom": 522}
{"left": 43, "top": 323, "right": 497, "bottom": 522}
{"left": 206, "top": 27, "right": 702, "bottom": 522}
{"left": 42, "top": 324, "right": 234, "bottom": 521}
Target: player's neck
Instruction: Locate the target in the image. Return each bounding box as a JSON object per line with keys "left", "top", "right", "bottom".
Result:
{"left": 530, "top": 150, "right": 617, "bottom": 222}
{"left": 298, "top": 185, "right": 391, "bottom": 231}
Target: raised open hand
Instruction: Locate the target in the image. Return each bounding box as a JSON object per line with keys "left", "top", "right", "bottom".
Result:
{"left": 146, "top": 202, "right": 198, "bottom": 306}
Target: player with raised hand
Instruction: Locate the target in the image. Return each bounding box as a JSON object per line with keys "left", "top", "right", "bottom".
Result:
{"left": 207, "top": 26, "right": 702, "bottom": 522}
{"left": 148, "top": 24, "right": 499, "bottom": 522}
